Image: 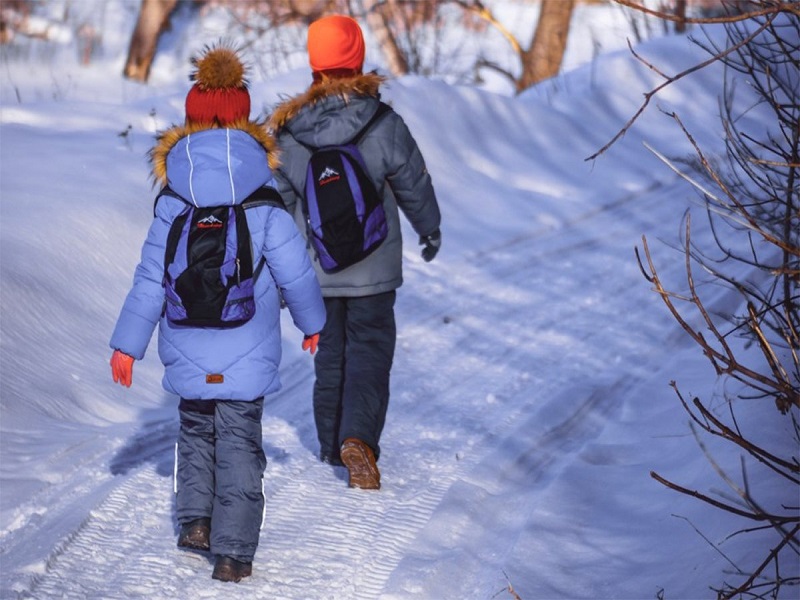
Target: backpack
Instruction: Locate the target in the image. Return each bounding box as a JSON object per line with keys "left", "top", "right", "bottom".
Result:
{"left": 157, "top": 185, "right": 283, "bottom": 328}
{"left": 299, "top": 102, "right": 392, "bottom": 272}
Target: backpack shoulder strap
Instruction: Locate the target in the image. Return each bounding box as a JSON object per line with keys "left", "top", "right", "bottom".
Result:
{"left": 239, "top": 186, "right": 285, "bottom": 281}
{"left": 156, "top": 186, "right": 193, "bottom": 279}
{"left": 350, "top": 101, "right": 393, "bottom": 146}
{"left": 153, "top": 185, "right": 190, "bottom": 217}
{"left": 162, "top": 199, "right": 191, "bottom": 277}
{"left": 241, "top": 185, "right": 285, "bottom": 210}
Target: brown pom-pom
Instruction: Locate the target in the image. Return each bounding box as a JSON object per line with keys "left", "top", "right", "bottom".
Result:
{"left": 190, "top": 44, "right": 247, "bottom": 90}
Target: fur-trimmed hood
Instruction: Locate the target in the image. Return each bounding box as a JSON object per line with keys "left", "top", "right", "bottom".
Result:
{"left": 150, "top": 119, "right": 279, "bottom": 185}
{"left": 150, "top": 119, "right": 280, "bottom": 207}
{"left": 268, "top": 72, "right": 385, "bottom": 139}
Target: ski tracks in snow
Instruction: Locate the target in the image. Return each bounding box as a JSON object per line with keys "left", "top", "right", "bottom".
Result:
{"left": 26, "top": 467, "right": 184, "bottom": 600}
{"left": 16, "top": 177, "right": 692, "bottom": 599}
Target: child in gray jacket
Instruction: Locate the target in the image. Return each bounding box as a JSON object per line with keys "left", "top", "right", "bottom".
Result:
{"left": 269, "top": 15, "right": 441, "bottom": 491}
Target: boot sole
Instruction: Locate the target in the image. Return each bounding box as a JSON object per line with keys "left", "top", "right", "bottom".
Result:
{"left": 178, "top": 538, "right": 210, "bottom": 551}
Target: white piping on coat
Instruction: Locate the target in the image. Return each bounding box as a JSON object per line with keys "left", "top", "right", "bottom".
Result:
{"left": 185, "top": 134, "right": 199, "bottom": 207}
{"left": 226, "top": 129, "right": 236, "bottom": 204}
{"left": 173, "top": 442, "right": 179, "bottom": 494}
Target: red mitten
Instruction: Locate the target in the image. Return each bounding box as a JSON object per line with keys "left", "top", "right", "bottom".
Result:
{"left": 110, "top": 350, "right": 134, "bottom": 387}
{"left": 302, "top": 333, "right": 320, "bottom": 355}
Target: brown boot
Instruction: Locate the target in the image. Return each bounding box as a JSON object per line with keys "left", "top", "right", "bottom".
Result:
{"left": 177, "top": 517, "right": 210, "bottom": 551}
{"left": 340, "top": 438, "right": 381, "bottom": 490}
{"left": 212, "top": 556, "right": 252, "bottom": 582}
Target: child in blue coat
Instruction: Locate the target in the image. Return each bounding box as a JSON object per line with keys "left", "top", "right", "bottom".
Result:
{"left": 109, "top": 44, "right": 325, "bottom": 583}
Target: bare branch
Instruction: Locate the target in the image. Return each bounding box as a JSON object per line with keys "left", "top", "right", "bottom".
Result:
{"left": 447, "top": 0, "right": 522, "bottom": 56}
{"left": 473, "top": 58, "right": 517, "bottom": 85}
{"left": 681, "top": 391, "right": 800, "bottom": 479}
{"left": 638, "top": 232, "right": 799, "bottom": 405}
{"left": 612, "top": 0, "right": 800, "bottom": 25}
{"left": 643, "top": 137, "right": 800, "bottom": 258}
{"left": 650, "top": 471, "right": 798, "bottom": 522}
{"left": 586, "top": 14, "right": 775, "bottom": 161}
{"left": 668, "top": 110, "right": 800, "bottom": 259}
{"left": 720, "top": 524, "right": 800, "bottom": 600}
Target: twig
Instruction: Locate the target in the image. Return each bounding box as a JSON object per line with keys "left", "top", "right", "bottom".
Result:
{"left": 720, "top": 524, "right": 800, "bottom": 600}
{"left": 503, "top": 569, "right": 523, "bottom": 600}
{"left": 448, "top": 0, "right": 523, "bottom": 56}
{"left": 667, "top": 110, "right": 800, "bottom": 258}
{"left": 611, "top": 0, "right": 800, "bottom": 24}
{"left": 586, "top": 14, "right": 775, "bottom": 161}
{"left": 638, "top": 234, "right": 796, "bottom": 398}
{"left": 650, "top": 471, "right": 798, "bottom": 523}
{"left": 673, "top": 386, "right": 800, "bottom": 480}
{"left": 672, "top": 514, "right": 744, "bottom": 573}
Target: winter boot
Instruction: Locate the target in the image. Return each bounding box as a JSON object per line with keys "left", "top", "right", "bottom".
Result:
{"left": 340, "top": 438, "right": 381, "bottom": 490}
{"left": 212, "top": 555, "right": 253, "bottom": 582}
{"left": 320, "top": 451, "right": 344, "bottom": 467}
{"left": 177, "top": 517, "right": 211, "bottom": 551}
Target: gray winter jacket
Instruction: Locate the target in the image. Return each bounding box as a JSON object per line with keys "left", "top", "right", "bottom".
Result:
{"left": 269, "top": 73, "right": 441, "bottom": 297}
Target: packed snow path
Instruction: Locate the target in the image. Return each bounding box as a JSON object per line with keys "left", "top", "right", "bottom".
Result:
{"left": 14, "top": 175, "right": 690, "bottom": 600}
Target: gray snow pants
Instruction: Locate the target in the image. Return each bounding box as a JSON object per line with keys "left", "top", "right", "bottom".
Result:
{"left": 313, "top": 291, "right": 396, "bottom": 463}
{"left": 176, "top": 398, "right": 266, "bottom": 562}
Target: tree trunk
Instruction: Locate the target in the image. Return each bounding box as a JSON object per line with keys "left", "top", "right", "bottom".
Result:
{"left": 123, "top": 0, "right": 179, "bottom": 82}
{"left": 362, "top": 0, "right": 408, "bottom": 76}
{"left": 674, "top": 0, "right": 687, "bottom": 33}
{"left": 516, "top": 0, "right": 575, "bottom": 93}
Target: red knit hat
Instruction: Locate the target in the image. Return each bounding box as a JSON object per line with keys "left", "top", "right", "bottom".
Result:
{"left": 185, "top": 44, "right": 250, "bottom": 126}
{"left": 307, "top": 15, "right": 365, "bottom": 73}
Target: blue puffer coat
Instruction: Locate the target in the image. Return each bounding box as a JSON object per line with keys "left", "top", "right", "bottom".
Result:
{"left": 110, "top": 120, "right": 326, "bottom": 401}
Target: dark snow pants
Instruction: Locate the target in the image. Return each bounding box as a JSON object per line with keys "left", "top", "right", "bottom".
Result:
{"left": 176, "top": 398, "right": 266, "bottom": 562}
{"left": 313, "top": 291, "right": 396, "bottom": 463}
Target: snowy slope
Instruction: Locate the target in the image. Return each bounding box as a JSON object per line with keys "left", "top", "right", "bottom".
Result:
{"left": 1, "top": 5, "right": 796, "bottom": 600}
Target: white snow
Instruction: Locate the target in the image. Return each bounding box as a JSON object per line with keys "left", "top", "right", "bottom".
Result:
{"left": 1, "top": 2, "right": 796, "bottom": 599}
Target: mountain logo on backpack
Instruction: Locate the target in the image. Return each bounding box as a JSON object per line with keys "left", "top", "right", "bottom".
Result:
{"left": 197, "top": 214, "right": 224, "bottom": 229}
{"left": 318, "top": 167, "right": 340, "bottom": 185}
{"left": 298, "top": 102, "right": 393, "bottom": 273}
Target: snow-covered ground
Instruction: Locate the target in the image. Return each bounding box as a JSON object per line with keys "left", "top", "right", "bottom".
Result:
{"left": 1, "top": 2, "right": 797, "bottom": 599}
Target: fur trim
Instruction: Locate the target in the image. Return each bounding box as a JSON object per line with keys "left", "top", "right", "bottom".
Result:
{"left": 268, "top": 71, "right": 385, "bottom": 132}
{"left": 150, "top": 119, "right": 279, "bottom": 186}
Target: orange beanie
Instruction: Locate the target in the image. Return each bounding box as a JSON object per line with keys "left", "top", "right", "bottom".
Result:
{"left": 307, "top": 15, "right": 365, "bottom": 73}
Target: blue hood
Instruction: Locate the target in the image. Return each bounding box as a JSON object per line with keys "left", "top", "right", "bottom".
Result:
{"left": 165, "top": 128, "right": 272, "bottom": 206}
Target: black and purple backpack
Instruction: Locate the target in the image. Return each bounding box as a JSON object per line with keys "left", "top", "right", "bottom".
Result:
{"left": 158, "top": 186, "right": 283, "bottom": 328}
{"left": 300, "top": 102, "right": 391, "bottom": 272}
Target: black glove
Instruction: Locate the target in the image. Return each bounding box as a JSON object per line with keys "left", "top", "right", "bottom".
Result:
{"left": 419, "top": 229, "right": 441, "bottom": 262}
